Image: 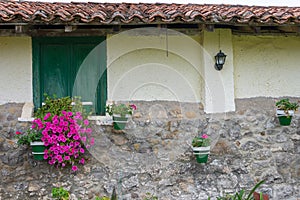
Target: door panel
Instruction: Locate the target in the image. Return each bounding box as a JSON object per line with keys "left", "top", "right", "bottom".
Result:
{"left": 41, "top": 44, "right": 70, "bottom": 98}
{"left": 33, "top": 37, "right": 107, "bottom": 115}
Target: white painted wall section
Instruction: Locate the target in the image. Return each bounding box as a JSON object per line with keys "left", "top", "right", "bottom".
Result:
{"left": 107, "top": 28, "right": 204, "bottom": 103}
{"left": 0, "top": 37, "right": 32, "bottom": 104}
{"left": 233, "top": 35, "right": 300, "bottom": 98}
{"left": 202, "top": 29, "right": 235, "bottom": 113}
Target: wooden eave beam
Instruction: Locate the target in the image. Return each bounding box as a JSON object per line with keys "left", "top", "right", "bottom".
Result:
{"left": 277, "top": 26, "right": 300, "bottom": 33}
{"left": 15, "top": 25, "right": 28, "bottom": 33}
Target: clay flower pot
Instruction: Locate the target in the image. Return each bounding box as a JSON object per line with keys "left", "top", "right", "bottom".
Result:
{"left": 253, "top": 192, "right": 269, "bottom": 200}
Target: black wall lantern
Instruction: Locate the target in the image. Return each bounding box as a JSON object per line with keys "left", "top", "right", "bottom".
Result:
{"left": 214, "top": 30, "right": 227, "bottom": 71}
{"left": 214, "top": 50, "right": 226, "bottom": 71}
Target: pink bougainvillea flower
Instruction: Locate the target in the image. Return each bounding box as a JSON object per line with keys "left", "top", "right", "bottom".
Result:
{"left": 15, "top": 131, "right": 22, "bottom": 135}
{"left": 72, "top": 165, "right": 78, "bottom": 171}
{"left": 64, "top": 155, "right": 70, "bottom": 160}
{"left": 67, "top": 132, "right": 73, "bottom": 138}
{"left": 49, "top": 160, "right": 55, "bottom": 165}
{"left": 43, "top": 113, "right": 51, "bottom": 121}
{"left": 59, "top": 121, "right": 65, "bottom": 127}
{"left": 73, "top": 135, "right": 80, "bottom": 141}
{"left": 56, "top": 155, "right": 63, "bottom": 163}
{"left": 79, "top": 158, "right": 85, "bottom": 165}
{"left": 79, "top": 148, "right": 85, "bottom": 154}
{"left": 56, "top": 127, "right": 63, "bottom": 134}
{"left": 36, "top": 110, "right": 94, "bottom": 171}
{"left": 74, "top": 141, "right": 80, "bottom": 147}
{"left": 201, "top": 134, "right": 208, "bottom": 139}
{"left": 86, "top": 128, "right": 92, "bottom": 133}
{"left": 90, "top": 138, "right": 95, "bottom": 146}
{"left": 81, "top": 136, "right": 86, "bottom": 142}
{"left": 58, "top": 134, "right": 66, "bottom": 142}
{"left": 130, "top": 104, "right": 137, "bottom": 110}
{"left": 83, "top": 119, "right": 89, "bottom": 126}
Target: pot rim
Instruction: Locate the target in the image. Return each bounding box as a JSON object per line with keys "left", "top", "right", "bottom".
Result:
{"left": 276, "top": 109, "right": 294, "bottom": 117}
{"left": 30, "top": 141, "right": 45, "bottom": 146}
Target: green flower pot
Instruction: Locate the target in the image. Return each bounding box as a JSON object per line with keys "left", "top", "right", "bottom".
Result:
{"left": 276, "top": 110, "right": 294, "bottom": 126}
{"left": 195, "top": 154, "right": 209, "bottom": 163}
{"left": 192, "top": 146, "right": 210, "bottom": 163}
{"left": 278, "top": 116, "right": 292, "bottom": 126}
{"left": 30, "top": 141, "right": 45, "bottom": 161}
{"left": 113, "top": 116, "right": 128, "bottom": 130}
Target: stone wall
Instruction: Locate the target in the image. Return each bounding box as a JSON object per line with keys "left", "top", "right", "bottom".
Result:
{"left": 0, "top": 98, "right": 299, "bottom": 200}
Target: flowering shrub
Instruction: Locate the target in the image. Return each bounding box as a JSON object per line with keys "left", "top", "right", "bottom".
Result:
{"left": 192, "top": 134, "right": 210, "bottom": 147}
{"left": 106, "top": 103, "right": 137, "bottom": 117}
{"left": 31, "top": 110, "right": 94, "bottom": 171}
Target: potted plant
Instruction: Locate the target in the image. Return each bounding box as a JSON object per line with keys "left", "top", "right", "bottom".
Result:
{"left": 16, "top": 129, "right": 45, "bottom": 161}
{"left": 192, "top": 134, "right": 210, "bottom": 163}
{"left": 40, "top": 111, "right": 94, "bottom": 171}
{"left": 106, "top": 103, "right": 137, "bottom": 130}
{"left": 275, "top": 98, "right": 299, "bottom": 126}
{"left": 16, "top": 95, "right": 95, "bottom": 170}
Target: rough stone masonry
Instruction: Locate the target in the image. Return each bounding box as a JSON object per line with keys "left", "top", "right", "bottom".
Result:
{"left": 0, "top": 98, "right": 299, "bottom": 199}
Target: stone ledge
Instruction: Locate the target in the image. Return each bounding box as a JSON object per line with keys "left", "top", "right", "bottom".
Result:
{"left": 17, "top": 102, "right": 34, "bottom": 122}
{"left": 88, "top": 115, "right": 113, "bottom": 125}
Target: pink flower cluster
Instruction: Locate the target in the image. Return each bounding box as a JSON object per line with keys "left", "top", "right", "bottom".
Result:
{"left": 129, "top": 104, "right": 137, "bottom": 111}
{"left": 32, "top": 111, "right": 94, "bottom": 171}
{"left": 201, "top": 134, "right": 208, "bottom": 139}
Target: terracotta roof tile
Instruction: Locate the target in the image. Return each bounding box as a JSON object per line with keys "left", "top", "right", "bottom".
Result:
{"left": 0, "top": 1, "right": 299, "bottom": 25}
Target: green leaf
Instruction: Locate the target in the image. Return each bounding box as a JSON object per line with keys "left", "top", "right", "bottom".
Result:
{"left": 246, "top": 180, "right": 265, "bottom": 200}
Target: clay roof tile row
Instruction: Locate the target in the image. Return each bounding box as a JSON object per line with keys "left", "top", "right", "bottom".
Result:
{"left": 0, "top": 1, "right": 299, "bottom": 25}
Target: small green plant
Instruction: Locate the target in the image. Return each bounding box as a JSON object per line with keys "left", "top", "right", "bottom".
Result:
{"left": 143, "top": 192, "right": 158, "bottom": 200}
{"left": 15, "top": 129, "right": 42, "bottom": 146}
{"left": 106, "top": 103, "right": 137, "bottom": 117}
{"left": 52, "top": 187, "right": 70, "bottom": 200}
{"left": 192, "top": 134, "right": 210, "bottom": 147}
{"left": 209, "top": 180, "right": 265, "bottom": 200}
{"left": 34, "top": 94, "right": 73, "bottom": 119}
{"left": 34, "top": 94, "right": 91, "bottom": 120}
{"left": 276, "top": 98, "right": 299, "bottom": 114}
{"left": 111, "top": 187, "right": 117, "bottom": 200}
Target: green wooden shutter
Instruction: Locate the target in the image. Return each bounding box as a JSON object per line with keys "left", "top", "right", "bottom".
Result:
{"left": 32, "top": 36, "right": 107, "bottom": 115}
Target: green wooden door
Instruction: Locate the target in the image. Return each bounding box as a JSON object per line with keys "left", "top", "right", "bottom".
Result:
{"left": 33, "top": 37, "right": 107, "bottom": 115}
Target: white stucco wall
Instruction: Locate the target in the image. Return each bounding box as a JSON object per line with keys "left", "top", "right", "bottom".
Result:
{"left": 202, "top": 29, "right": 235, "bottom": 113}
{"left": 107, "top": 28, "right": 204, "bottom": 103}
{"left": 0, "top": 37, "right": 32, "bottom": 104}
{"left": 233, "top": 35, "right": 300, "bottom": 98}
